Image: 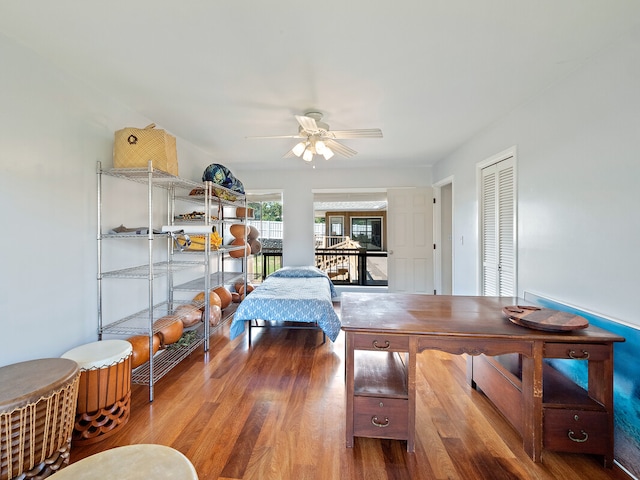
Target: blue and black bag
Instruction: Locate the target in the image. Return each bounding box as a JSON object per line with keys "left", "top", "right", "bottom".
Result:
{"left": 202, "top": 164, "right": 244, "bottom": 199}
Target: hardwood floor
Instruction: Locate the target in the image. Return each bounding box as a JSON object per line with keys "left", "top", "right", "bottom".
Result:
{"left": 70, "top": 321, "right": 629, "bottom": 479}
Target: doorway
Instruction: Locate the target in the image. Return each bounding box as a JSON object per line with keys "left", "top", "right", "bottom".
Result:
{"left": 433, "top": 178, "right": 453, "bottom": 295}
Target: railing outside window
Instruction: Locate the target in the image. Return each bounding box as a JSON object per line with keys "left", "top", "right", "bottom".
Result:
{"left": 252, "top": 248, "right": 387, "bottom": 286}
{"left": 251, "top": 250, "right": 282, "bottom": 282}
{"left": 315, "top": 235, "right": 348, "bottom": 248}
{"left": 315, "top": 248, "right": 387, "bottom": 286}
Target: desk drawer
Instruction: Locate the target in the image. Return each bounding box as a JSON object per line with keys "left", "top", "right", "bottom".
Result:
{"left": 353, "top": 334, "right": 409, "bottom": 352}
{"left": 543, "top": 409, "right": 609, "bottom": 454}
{"left": 544, "top": 343, "right": 610, "bottom": 361}
{"left": 354, "top": 396, "right": 408, "bottom": 440}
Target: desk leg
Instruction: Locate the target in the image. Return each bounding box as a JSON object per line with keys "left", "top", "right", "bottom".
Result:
{"left": 407, "top": 338, "right": 417, "bottom": 452}
{"left": 345, "top": 332, "right": 355, "bottom": 448}
{"left": 521, "top": 341, "right": 544, "bottom": 462}
{"left": 588, "top": 345, "right": 615, "bottom": 467}
{"left": 466, "top": 355, "right": 476, "bottom": 389}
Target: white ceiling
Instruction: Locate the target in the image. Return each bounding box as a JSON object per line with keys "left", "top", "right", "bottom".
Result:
{"left": 2, "top": 1, "right": 639, "bottom": 171}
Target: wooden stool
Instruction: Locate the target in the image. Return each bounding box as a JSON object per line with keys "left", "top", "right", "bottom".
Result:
{"left": 52, "top": 444, "right": 198, "bottom": 479}
{"left": 0, "top": 358, "right": 80, "bottom": 480}
{"left": 61, "top": 340, "right": 132, "bottom": 445}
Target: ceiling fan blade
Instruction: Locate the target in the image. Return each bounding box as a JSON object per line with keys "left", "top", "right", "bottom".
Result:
{"left": 329, "top": 129, "right": 383, "bottom": 139}
{"left": 295, "top": 115, "right": 319, "bottom": 133}
{"left": 325, "top": 139, "right": 357, "bottom": 158}
{"left": 283, "top": 149, "right": 297, "bottom": 158}
{"left": 246, "top": 134, "right": 304, "bottom": 139}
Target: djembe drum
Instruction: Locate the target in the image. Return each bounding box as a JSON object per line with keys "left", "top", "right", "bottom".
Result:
{"left": 48, "top": 444, "right": 199, "bottom": 479}
{"left": 61, "top": 340, "right": 132, "bottom": 445}
{"left": 0, "top": 358, "right": 80, "bottom": 480}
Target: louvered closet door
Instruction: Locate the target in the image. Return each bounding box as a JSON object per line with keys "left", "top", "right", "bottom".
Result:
{"left": 481, "top": 157, "right": 516, "bottom": 296}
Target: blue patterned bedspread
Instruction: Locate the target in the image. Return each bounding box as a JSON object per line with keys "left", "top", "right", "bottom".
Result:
{"left": 230, "top": 266, "right": 341, "bottom": 342}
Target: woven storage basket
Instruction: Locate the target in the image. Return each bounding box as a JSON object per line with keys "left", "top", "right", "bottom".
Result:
{"left": 113, "top": 124, "right": 178, "bottom": 175}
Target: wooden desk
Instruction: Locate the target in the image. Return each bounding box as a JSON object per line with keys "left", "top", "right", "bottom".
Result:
{"left": 341, "top": 293, "right": 625, "bottom": 466}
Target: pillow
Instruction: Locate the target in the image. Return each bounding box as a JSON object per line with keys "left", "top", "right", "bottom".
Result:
{"left": 268, "top": 266, "right": 328, "bottom": 279}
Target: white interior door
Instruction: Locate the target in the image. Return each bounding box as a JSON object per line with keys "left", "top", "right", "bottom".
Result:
{"left": 387, "top": 188, "right": 434, "bottom": 293}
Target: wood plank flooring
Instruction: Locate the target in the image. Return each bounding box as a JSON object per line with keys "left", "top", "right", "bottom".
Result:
{"left": 70, "top": 320, "right": 629, "bottom": 479}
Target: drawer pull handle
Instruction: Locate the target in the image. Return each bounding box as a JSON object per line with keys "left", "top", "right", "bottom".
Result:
{"left": 372, "top": 340, "right": 391, "bottom": 350}
{"left": 371, "top": 416, "right": 390, "bottom": 428}
{"left": 568, "top": 429, "right": 589, "bottom": 443}
{"left": 568, "top": 350, "right": 590, "bottom": 360}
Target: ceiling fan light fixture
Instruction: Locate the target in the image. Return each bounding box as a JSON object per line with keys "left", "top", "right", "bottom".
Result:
{"left": 322, "top": 148, "right": 334, "bottom": 160}
{"left": 292, "top": 141, "right": 307, "bottom": 157}
{"left": 302, "top": 148, "right": 314, "bottom": 162}
{"left": 254, "top": 111, "right": 382, "bottom": 162}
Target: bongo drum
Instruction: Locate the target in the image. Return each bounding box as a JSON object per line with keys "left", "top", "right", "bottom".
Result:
{"left": 61, "top": 340, "right": 132, "bottom": 445}
{"left": 49, "top": 444, "right": 199, "bottom": 479}
{"left": 0, "top": 358, "right": 80, "bottom": 480}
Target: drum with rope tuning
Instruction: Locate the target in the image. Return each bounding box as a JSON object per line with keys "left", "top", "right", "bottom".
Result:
{"left": 0, "top": 358, "right": 80, "bottom": 480}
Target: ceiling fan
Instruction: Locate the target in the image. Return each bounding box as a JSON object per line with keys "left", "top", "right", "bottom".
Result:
{"left": 248, "top": 111, "right": 383, "bottom": 162}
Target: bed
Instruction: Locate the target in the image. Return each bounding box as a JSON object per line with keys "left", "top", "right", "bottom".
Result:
{"left": 229, "top": 266, "right": 341, "bottom": 346}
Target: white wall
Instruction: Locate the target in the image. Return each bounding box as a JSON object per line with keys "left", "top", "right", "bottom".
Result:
{"left": 0, "top": 34, "right": 216, "bottom": 366}
{"left": 235, "top": 166, "right": 433, "bottom": 266}
{"left": 0, "top": 33, "right": 432, "bottom": 367}
{"left": 432, "top": 27, "right": 640, "bottom": 328}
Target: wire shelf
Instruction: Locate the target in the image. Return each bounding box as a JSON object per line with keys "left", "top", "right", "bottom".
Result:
{"left": 102, "top": 167, "right": 202, "bottom": 191}
{"left": 174, "top": 193, "right": 246, "bottom": 208}
{"left": 131, "top": 328, "right": 205, "bottom": 385}
{"left": 130, "top": 313, "right": 233, "bottom": 385}
{"left": 174, "top": 272, "right": 245, "bottom": 292}
{"left": 102, "top": 167, "right": 246, "bottom": 206}
{"left": 101, "top": 261, "right": 202, "bottom": 279}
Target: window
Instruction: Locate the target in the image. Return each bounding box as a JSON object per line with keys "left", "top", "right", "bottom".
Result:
{"left": 327, "top": 216, "right": 345, "bottom": 247}
{"left": 247, "top": 195, "right": 283, "bottom": 278}
{"left": 329, "top": 216, "right": 344, "bottom": 236}
{"left": 351, "top": 217, "right": 383, "bottom": 251}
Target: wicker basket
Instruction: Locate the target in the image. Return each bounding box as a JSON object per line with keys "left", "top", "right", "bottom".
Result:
{"left": 113, "top": 123, "right": 178, "bottom": 175}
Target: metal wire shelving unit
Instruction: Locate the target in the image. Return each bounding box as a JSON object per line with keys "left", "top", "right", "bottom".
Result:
{"left": 97, "top": 160, "right": 248, "bottom": 401}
